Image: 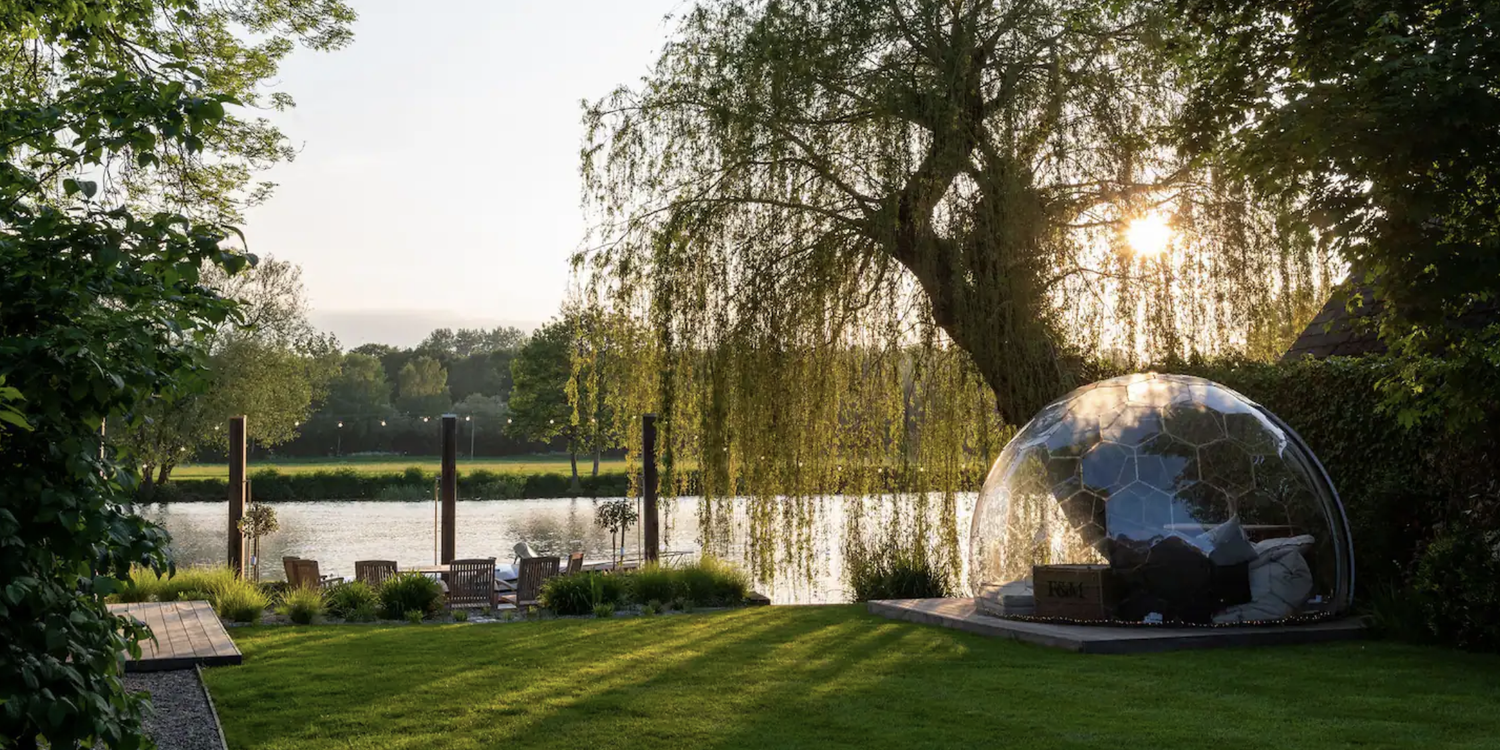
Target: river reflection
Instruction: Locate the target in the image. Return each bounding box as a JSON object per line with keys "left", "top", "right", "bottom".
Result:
{"left": 138, "top": 494, "right": 974, "bottom": 604}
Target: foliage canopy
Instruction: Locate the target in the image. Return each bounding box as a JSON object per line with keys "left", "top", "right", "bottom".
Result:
{"left": 1176, "top": 0, "right": 1500, "bottom": 432}
{"left": 0, "top": 0, "right": 352, "bottom": 744}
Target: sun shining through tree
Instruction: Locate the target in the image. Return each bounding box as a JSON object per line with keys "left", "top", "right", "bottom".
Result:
{"left": 1126, "top": 214, "right": 1173, "bottom": 259}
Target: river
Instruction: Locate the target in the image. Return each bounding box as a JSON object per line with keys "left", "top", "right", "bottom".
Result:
{"left": 139, "top": 494, "right": 975, "bottom": 604}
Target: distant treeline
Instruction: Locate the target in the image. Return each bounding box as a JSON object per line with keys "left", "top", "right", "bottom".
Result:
{"left": 269, "top": 326, "right": 539, "bottom": 459}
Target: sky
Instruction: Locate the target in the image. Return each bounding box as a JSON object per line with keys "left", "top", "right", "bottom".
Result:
{"left": 242, "top": 0, "right": 684, "bottom": 347}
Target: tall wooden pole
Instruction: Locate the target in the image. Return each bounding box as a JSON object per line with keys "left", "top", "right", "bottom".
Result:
{"left": 643, "top": 413, "right": 659, "bottom": 563}
{"left": 440, "top": 414, "right": 457, "bottom": 564}
{"left": 227, "top": 415, "right": 246, "bottom": 576}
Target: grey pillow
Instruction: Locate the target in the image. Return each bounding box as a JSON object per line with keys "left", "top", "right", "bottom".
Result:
{"left": 1195, "top": 516, "right": 1258, "bottom": 566}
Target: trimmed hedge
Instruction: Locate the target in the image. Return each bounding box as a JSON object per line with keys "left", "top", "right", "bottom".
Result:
{"left": 1176, "top": 356, "right": 1498, "bottom": 594}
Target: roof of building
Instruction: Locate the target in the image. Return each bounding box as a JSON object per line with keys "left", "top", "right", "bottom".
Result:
{"left": 1281, "top": 287, "right": 1384, "bottom": 361}
{"left": 1283, "top": 285, "right": 1499, "bottom": 361}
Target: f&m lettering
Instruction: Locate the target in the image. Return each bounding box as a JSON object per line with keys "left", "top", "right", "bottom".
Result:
{"left": 1047, "top": 581, "right": 1086, "bottom": 599}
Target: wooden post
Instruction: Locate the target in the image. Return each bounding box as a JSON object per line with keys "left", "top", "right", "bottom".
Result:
{"left": 643, "top": 413, "right": 659, "bottom": 563}
{"left": 227, "top": 415, "right": 246, "bottom": 576}
{"left": 440, "top": 414, "right": 457, "bottom": 564}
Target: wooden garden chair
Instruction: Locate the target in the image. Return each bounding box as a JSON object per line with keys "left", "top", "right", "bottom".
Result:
{"left": 564, "top": 552, "right": 584, "bottom": 575}
{"left": 354, "top": 560, "right": 398, "bottom": 588}
{"left": 500, "top": 556, "right": 560, "bottom": 608}
{"left": 445, "top": 558, "right": 497, "bottom": 609}
{"left": 287, "top": 558, "right": 340, "bottom": 589}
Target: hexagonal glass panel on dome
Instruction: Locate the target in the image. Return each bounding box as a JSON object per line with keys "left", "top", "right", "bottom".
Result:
{"left": 969, "top": 373, "right": 1354, "bottom": 625}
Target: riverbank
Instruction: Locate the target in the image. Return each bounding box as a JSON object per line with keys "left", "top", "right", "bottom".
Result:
{"left": 153, "top": 462, "right": 983, "bottom": 502}
{"left": 158, "top": 468, "right": 635, "bottom": 501}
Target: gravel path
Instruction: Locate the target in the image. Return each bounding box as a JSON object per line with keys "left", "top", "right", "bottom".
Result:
{"left": 123, "top": 670, "right": 226, "bottom": 750}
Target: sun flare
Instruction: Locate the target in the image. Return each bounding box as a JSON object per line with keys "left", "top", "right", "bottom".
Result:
{"left": 1125, "top": 213, "right": 1173, "bottom": 257}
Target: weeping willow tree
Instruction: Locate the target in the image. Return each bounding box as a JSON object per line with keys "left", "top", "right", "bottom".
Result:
{"left": 575, "top": 0, "right": 1332, "bottom": 589}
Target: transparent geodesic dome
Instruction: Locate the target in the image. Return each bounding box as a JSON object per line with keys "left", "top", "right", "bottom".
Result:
{"left": 969, "top": 373, "right": 1354, "bottom": 625}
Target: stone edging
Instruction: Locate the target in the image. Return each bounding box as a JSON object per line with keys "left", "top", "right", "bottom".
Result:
{"left": 194, "top": 664, "right": 231, "bottom": 750}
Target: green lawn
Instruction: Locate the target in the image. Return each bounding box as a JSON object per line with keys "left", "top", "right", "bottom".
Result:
{"left": 202, "top": 606, "right": 1500, "bottom": 750}
{"left": 173, "top": 454, "right": 628, "bottom": 479}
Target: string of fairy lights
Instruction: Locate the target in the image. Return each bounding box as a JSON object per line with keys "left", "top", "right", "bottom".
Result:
{"left": 1001, "top": 612, "right": 1339, "bottom": 629}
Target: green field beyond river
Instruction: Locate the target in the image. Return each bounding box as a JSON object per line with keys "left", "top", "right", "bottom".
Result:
{"left": 171, "top": 453, "right": 628, "bottom": 479}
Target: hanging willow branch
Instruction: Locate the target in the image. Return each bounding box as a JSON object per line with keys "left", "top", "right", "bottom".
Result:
{"left": 574, "top": 0, "right": 1329, "bottom": 585}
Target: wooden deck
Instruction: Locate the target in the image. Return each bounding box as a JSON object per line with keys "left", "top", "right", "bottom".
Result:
{"left": 109, "top": 601, "right": 242, "bottom": 672}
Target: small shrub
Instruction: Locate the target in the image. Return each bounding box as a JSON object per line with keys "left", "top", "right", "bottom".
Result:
{"left": 405, "top": 609, "right": 424, "bottom": 625}
{"left": 539, "top": 573, "right": 602, "bottom": 616}
{"left": 676, "top": 557, "right": 750, "bottom": 607}
{"left": 278, "top": 586, "right": 324, "bottom": 625}
{"left": 175, "top": 589, "right": 211, "bottom": 603}
{"left": 629, "top": 564, "right": 678, "bottom": 605}
{"left": 325, "top": 581, "right": 380, "bottom": 619}
{"left": 346, "top": 602, "right": 379, "bottom": 623}
{"left": 1367, "top": 581, "right": 1428, "bottom": 642}
{"left": 671, "top": 596, "right": 689, "bottom": 613}
{"left": 847, "top": 547, "right": 952, "bottom": 602}
{"left": 453, "top": 609, "right": 469, "bottom": 623}
{"left": 380, "top": 572, "right": 444, "bottom": 620}
{"left": 1412, "top": 526, "right": 1500, "bottom": 651}
{"left": 640, "top": 603, "right": 657, "bottom": 617}
{"left": 539, "top": 572, "right": 627, "bottom": 616}
{"left": 593, "top": 602, "right": 615, "bottom": 619}
{"left": 214, "top": 578, "right": 270, "bottom": 624}
{"left": 258, "top": 580, "right": 290, "bottom": 600}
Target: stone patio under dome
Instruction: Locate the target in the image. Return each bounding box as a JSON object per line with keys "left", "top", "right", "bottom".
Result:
{"left": 869, "top": 598, "right": 1367, "bottom": 654}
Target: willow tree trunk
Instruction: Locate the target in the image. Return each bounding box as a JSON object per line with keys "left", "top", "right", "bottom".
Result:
{"left": 885, "top": 156, "right": 1078, "bottom": 423}
{"left": 569, "top": 450, "right": 581, "bottom": 493}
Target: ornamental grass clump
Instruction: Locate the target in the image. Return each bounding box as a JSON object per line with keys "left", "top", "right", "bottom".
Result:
{"left": 113, "top": 567, "right": 166, "bottom": 603}
{"left": 277, "top": 587, "right": 324, "bottom": 625}
{"left": 675, "top": 557, "right": 750, "bottom": 607}
{"left": 116, "top": 565, "right": 241, "bottom": 603}
{"left": 213, "top": 578, "right": 270, "bottom": 624}
{"left": 163, "top": 566, "right": 239, "bottom": 602}
{"left": 380, "top": 572, "right": 444, "bottom": 620}
{"left": 629, "top": 564, "right": 678, "bottom": 605}
{"left": 847, "top": 547, "right": 952, "bottom": 602}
